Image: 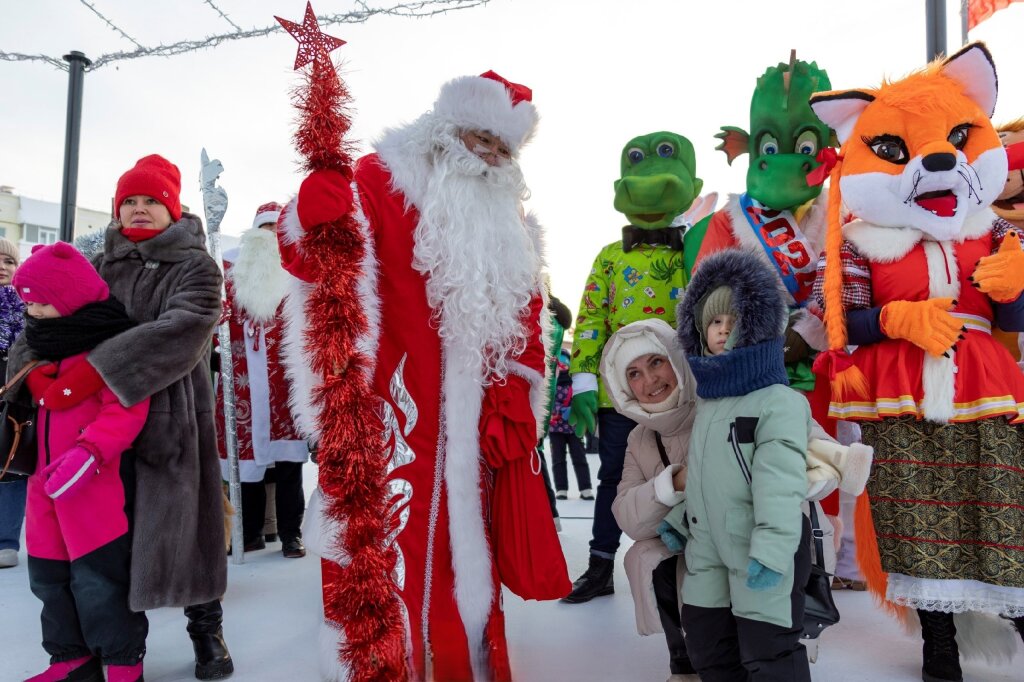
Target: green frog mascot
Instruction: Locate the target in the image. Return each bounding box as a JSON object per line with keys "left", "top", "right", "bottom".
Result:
{"left": 563, "top": 131, "right": 704, "bottom": 607}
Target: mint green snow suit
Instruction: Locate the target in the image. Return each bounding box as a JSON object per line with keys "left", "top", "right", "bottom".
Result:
{"left": 666, "top": 384, "right": 810, "bottom": 628}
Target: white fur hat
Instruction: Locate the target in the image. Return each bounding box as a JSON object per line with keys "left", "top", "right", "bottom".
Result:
{"left": 432, "top": 71, "right": 539, "bottom": 154}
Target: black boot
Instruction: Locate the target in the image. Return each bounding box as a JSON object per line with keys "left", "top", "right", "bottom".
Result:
{"left": 918, "top": 609, "right": 962, "bottom": 682}
{"left": 561, "top": 554, "right": 614, "bottom": 604}
{"left": 185, "top": 600, "right": 234, "bottom": 680}
{"left": 1014, "top": 616, "right": 1024, "bottom": 644}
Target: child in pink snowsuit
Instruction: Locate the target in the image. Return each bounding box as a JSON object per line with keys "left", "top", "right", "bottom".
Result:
{"left": 10, "top": 242, "right": 149, "bottom": 682}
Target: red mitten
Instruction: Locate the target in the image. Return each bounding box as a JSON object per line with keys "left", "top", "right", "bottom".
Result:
{"left": 479, "top": 374, "right": 536, "bottom": 469}
{"left": 42, "top": 446, "right": 99, "bottom": 500}
{"left": 297, "top": 169, "right": 354, "bottom": 229}
{"left": 25, "top": 363, "right": 58, "bottom": 402}
{"left": 40, "top": 360, "right": 106, "bottom": 411}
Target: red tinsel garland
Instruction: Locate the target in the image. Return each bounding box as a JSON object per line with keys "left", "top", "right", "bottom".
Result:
{"left": 294, "top": 58, "right": 407, "bottom": 681}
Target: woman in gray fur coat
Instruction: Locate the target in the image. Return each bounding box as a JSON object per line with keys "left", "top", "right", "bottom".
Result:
{"left": 93, "top": 155, "right": 232, "bottom": 680}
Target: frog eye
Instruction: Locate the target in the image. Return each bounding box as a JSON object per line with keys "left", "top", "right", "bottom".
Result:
{"left": 656, "top": 142, "right": 675, "bottom": 158}
{"left": 759, "top": 134, "right": 779, "bottom": 156}
{"left": 627, "top": 147, "right": 645, "bottom": 164}
{"left": 795, "top": 130, "right": 818, "bottom": 156}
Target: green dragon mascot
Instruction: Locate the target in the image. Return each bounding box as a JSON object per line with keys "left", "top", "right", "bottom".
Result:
{"left": 562, "top": 131, "right": 706, "bottom": 605}
{"left": 687, "top": 54, "right": 833, "bottom": 393}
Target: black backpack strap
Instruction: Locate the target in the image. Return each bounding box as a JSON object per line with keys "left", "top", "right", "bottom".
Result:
{"left": 654, "top": 432, "right": 670, "bottom": 468}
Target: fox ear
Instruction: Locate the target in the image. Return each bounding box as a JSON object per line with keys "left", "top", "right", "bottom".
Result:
{"left": 810, "top": 90, "right": 875, "bottom": 145}
{"left": 941, "top": 42, "right": 998, "bottom": 118}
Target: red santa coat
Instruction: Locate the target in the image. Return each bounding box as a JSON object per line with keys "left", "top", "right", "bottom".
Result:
{"left": 279, "top": 153, "right": 562, "bottom": 681}
{"left": 216, "top": 256, "right": 306, "bottom": 483}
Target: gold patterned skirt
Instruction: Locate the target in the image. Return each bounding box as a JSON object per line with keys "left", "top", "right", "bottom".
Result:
{"left": 861, "top": 416, "right": 1024, "bottom": 589}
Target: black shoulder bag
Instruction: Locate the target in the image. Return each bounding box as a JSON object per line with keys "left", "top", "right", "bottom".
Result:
{"left": 0, "top": 361, "right": 41, "bottom": 480}
{"left": 802, "top": 502, "right": 841, "bottom": 639}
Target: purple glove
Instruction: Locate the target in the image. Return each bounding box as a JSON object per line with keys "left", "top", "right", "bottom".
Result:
{"left": 42, "top": 446, "right": 98, "bottom": 500}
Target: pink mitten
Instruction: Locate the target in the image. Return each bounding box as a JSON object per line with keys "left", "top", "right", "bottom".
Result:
{"left": 297, "top": 169, "right": 354, "bottom": 229}
{"left": 42, "top": 446, "right": 98, "bottom": 500}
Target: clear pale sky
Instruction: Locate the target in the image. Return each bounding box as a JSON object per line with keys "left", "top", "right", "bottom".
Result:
{"left": 2, "top": 0, "right": 1022, "bottom": 304}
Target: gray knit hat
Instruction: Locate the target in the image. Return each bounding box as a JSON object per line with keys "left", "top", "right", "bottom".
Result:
{"left": 0, "top": 237, "right": 19, "bottom": 265}
{"left": 701, "top": 285, "right": 734, "bottom": 332}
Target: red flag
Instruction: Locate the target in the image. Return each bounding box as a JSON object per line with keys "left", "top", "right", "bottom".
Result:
{"left": 968, "top": 0, "right": 1022, "bottom": 30}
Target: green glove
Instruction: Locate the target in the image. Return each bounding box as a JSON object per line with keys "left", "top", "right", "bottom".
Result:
{"left": 568, "top": 391, "right": 598, "bottom": 439}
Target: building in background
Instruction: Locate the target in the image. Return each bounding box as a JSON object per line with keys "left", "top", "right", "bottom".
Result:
{"left": 0, "top": 186, "right": 237, "bottom": 258}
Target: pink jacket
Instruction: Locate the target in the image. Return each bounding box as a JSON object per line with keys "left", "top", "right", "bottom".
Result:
{"left": 26, "top": 352, "right": 150, "bottom": 561}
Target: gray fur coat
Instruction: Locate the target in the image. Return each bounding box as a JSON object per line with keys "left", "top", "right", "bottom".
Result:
{"left": 91, "top": 214, "right": 225, "bottom": 611}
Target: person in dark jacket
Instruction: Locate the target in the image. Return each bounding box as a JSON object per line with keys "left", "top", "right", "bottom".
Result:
{"left": 8, "top": 155, "right": 233, "bottom": 680}
{"left": 0, "top": 237, "right": 26, "bottom": 569}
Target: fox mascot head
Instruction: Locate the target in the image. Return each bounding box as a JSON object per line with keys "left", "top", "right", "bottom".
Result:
{"left": 810, "top": 42, "right": 1007, "bottom": 358}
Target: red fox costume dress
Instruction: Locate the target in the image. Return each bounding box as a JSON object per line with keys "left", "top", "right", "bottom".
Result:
{"left": 812, "top": 43, "right": 1024, "bottom": 679}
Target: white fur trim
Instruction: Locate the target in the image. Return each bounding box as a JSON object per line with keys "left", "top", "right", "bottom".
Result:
{"left": 303, "top": 486, "right": 350, "bottom": 565}
{"left": 278, "top": 197, "right": 304, "bottom": 248}
{"left": 433, "top": 75, "right": 539, "bottom": 153}
{"left": 572, "top": 372, "right": 598, "bottom": 395}
{"left": 838, "top": 442, "right": 873, "bottom": 496}
{"left": 253, "top": 209, "right": 282, "bottom": 231}
{"left": 280, "top": 274, "right": 321, "bottom": 440}
{"left": 653, "top": 464, "right": 685, "bottom": 507}
{"left": 441, "top": 349, "right": 493, "bottom": 677}
{"left": 350, "top": 184, "right": 383, "bottom": 378}
{"left": 843, "top": 220, "right": 921, "bottom": 263}
{"left": 920, "top": 241, "right": 961, "bottom": 423}
{"left": 318, "top": 621, "right": 348, "bottom": 682}
{"left": 508, "top": 359, "right": 546, "bottom": 440}
{"left": 952, "top": 611, "right": 1020, "bottom": 664}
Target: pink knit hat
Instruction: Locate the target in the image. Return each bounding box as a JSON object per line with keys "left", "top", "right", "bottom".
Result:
{"left": 13, "top": 242, "right": 110, "bottom": 316}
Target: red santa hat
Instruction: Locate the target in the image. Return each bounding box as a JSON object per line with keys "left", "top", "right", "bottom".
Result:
{"left": 252, "top": 201, "right": 283, "bottom": 230}
{"left": 114, "top": 154, "right": 182, "bottom": 222}
{"left": 432, "top": 70, "right": 539, "bottom": 154}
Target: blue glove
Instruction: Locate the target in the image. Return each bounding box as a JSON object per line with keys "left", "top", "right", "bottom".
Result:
{"left": 746, "top": 558, "right": 783, "bottom": 591}
{"left": 656, "top": 519, "right": 687, "bottom": 554}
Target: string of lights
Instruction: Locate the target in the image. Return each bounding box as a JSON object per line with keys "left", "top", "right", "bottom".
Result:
{"left": 204, "top": 0, "right": 243, "bottom": 32}
{"left": 79, "top": 0, "right": 144, "bottom": 49}
{"left": 0, "top": 0, "right": 488, "bottom": 71}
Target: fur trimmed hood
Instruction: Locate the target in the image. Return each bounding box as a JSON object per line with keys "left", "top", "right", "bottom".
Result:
{"left": 678, "top": 248, "right": 788, "bottom": 356}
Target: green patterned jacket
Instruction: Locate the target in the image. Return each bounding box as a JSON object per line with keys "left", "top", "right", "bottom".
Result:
{"left": 570, "top": 241, "right": 688, "bottom": 407}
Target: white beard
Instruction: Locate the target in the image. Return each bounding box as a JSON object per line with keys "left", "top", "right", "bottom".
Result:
{"left": 413, "top": 131, "right": 542, "bottom": 380}
{"left": 231, "top": 227, "right": 289, "bottom": 323}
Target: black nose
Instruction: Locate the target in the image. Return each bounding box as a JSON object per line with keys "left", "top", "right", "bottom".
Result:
{"left": 922, "top": 152, "right": 957, "bottom": 172}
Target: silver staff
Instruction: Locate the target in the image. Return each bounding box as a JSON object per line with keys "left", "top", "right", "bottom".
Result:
{"left": 200, "top": 148, "right": 244, "bottom": 565}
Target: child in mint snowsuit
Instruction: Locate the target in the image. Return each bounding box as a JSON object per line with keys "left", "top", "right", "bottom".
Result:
{"left": 9, "top": 242, "right": 149, "bottom": 682}
{"left": 665, "top": 248, "right": 812, "bottom": 681}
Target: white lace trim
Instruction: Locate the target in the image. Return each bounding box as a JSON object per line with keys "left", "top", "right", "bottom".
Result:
{"left": 887, "top": 573, "right": 1024, "bottom": 617}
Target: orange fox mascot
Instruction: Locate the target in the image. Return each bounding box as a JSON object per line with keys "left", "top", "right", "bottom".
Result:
{"left": 811, "top": 43, "right": 1024, "bottom": 681}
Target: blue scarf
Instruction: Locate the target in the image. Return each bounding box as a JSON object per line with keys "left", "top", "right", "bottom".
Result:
{"left": 685, "top": 337, "right": 789, "bottom": 399}
{"left": 0, "top": 285, "right": 25, "bottom": 356}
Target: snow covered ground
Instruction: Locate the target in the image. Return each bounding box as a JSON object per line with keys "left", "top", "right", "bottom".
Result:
{"left": 1, "top": 459, "right": 1021, "bottom": 681}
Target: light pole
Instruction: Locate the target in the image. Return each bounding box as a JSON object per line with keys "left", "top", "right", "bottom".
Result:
{"left": 59, "top": 51, "right": 91, "bottom": 243}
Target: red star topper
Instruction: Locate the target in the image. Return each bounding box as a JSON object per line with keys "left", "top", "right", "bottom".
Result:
{"left": 275, "top": 2, "right": 346, "bottom": 71}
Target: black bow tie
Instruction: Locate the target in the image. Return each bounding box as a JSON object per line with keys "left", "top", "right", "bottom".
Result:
{"left": 622, "top": 225, "right": 684, "bottom": 253}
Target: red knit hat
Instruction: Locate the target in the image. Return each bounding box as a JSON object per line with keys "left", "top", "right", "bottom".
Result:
{"left": 13, "top": 242, "right": 110, "bottom": 316}
{"left": 114, "top": 154, "right": 182, "bottom": 222}
{"left": 252, "top": 201, "right": 283, "bottom": 230}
